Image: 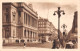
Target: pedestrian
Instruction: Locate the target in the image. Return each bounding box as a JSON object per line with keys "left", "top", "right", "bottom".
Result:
{"left": 52, "top": 40, "right": 56, "bottom": 49}
{"left": 24, "top": 41, "right": 26, "bottom": 48}
{"left": 56, "top": 39, "right": 60, "bottom": 49}
{"left": 52, "top": 39, "right": 60, "bottom": 49}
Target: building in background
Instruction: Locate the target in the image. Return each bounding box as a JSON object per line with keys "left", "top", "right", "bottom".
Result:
{"left": 68, "top": 11, "right": 77, "bottom": 41}
{"left": 2, "top": 2, "right": 38, "bottom": 43}
{"left": 67, "top": 11, "right": 78, "bottom": 48}
{"left": 38, "top": 17, "right": 57, "bottom": 42}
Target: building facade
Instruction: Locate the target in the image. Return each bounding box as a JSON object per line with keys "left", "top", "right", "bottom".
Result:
{"left": 38, "top": 17, "right": 57, "bottom": 42}
{"left": 67, "top": 11, "right": 78, "bottom": 48}
{"left": 68, "top": 11, "right": 77, "bottom": 41}
{"left": 2, "top": 2, "right": 38, "bottom": 43}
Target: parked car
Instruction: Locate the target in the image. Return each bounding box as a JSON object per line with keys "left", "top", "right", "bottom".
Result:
{"left": 66, "top": 41, "right": 74, "bottom": 49}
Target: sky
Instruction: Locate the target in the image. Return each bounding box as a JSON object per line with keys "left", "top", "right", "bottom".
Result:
{"left": 27, "top": 0, "right": 77, "bottom": 33}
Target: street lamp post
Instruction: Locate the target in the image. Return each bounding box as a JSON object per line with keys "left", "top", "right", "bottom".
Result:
{"left": 53, "top": 7, "right": 65, "bottom": 48}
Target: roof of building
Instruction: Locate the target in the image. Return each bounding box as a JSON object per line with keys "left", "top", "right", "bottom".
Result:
{"left": 2, "top": 2, "right": 38, "bottom": 17}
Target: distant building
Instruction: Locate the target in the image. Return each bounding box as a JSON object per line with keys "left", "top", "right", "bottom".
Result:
{"left": 68, "top": 11, "right": 78, "bottom": 41}
{"left": 49, "top": 23, "right": 58, "bottom": 41}
{"left": 38, "top": 18, "right": 57, "bottom": 42}
{"left": 67, "top": 11, "right": 78, "bottom": 48}
{"left": 2, "top": 2, "right": 38, "bottom": 43}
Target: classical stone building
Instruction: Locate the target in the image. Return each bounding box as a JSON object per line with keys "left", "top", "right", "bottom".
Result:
{"left": 38, "top": 17, "right": 57, "bottom": 42}
{"left": 2, "top": 2, "right": 38, "bottom": 43}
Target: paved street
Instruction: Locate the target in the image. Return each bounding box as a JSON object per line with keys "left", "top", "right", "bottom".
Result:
{"left": 3, "top": 42, "right": 53, "bottom": 49}
{"left": 3, "top": 46, "right": 44, "bottom": 49}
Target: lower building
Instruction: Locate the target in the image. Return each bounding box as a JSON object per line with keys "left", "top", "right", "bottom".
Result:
{"left": 38, "top": 17, "right": 57, "bottom": 42}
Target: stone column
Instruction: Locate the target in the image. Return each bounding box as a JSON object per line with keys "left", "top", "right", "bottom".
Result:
{"left": 34, "top": 33, "right": 35, "bottom": 41}
{"left": 27, "top": 14, "right": 28, "bottom": 26}
{"left": 30, "top": 16, "right": 32, "bottom": 27}
{"left": 21, "top": 12, "right": 24, "bottom": 25}
{"left": 29, "top": 15, "right": 30, "bottom": 26}
{"left": 33, "top": 32, "right": 34, "bottom": 41}
{"left": 34, "top": 32, "right": 37, "bottom": 41}
{"left": 26, "top": 30, "right": 28, "bottom": 38}
{"left": 25, "top": 13, "right": 26, "bottom": 25}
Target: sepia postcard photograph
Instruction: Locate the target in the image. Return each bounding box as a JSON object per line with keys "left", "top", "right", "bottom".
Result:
{"left": 0, "top": 0, "right": 80, "bottom": 51}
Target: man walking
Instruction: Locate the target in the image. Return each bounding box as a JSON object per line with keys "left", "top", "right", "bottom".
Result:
{"left": 52, "top": 39, "right": 60, "bottom": 49}
{"left": 24, "top": 41, "right": 26, "bottom": 48}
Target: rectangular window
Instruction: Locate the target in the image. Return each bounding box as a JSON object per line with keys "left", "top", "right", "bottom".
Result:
{"left": 6, "top": 15, "right": 9, "bottom": 22}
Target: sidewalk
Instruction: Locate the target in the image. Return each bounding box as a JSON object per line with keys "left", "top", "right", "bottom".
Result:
{"left": 3, "top": 46, "right": 39, "bottom": 49}
{"left": 3, "top": 42, "right": 53, "bottom": 49}
{"left": 3, "top": 46, "right": 50, "bottom": 49}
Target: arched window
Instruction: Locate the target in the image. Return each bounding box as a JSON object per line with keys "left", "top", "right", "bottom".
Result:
{"left": 31, "top": 31, "right": 32, "bottom": 38}
{"left": 24, "top": 29, "right": 26, "bottom": 37}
